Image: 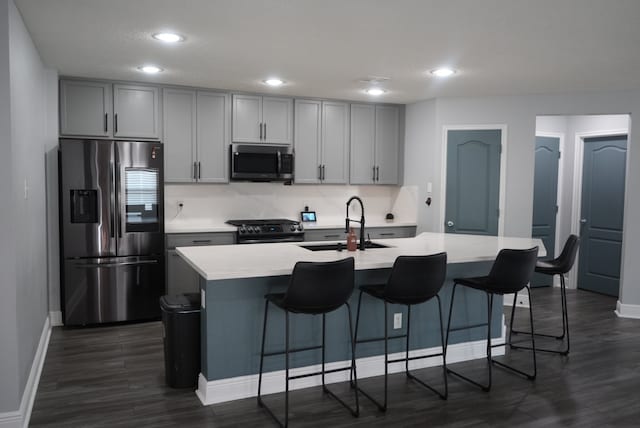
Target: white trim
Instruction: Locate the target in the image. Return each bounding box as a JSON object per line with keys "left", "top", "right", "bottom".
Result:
{"left": 49, "top": 311, "right": 63, "bottom": 327}
{"left": 570, "top": 128, "right": 628, "bottom": 290}
{"left": 615, "top": 301, "right": 640, "bottom": 319}
{"left": 441, "top": 125, "right": 508, "bottom": 236}
{"left": 0, "top": 316, "right": 51, "bottom": 428}
{"left": 196, "top": 334, "right": 506, "bottom": 406}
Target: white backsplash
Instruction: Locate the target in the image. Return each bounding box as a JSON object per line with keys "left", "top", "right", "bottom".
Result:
{"left": 165, "top": 183, "right": 418, "bottom": 227}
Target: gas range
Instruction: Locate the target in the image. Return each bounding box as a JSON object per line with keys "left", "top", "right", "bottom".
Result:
{"left": 226, "top": 219, "right": 305, "bottom": 244}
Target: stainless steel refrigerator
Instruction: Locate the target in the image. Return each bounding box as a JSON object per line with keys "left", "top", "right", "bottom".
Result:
{"left": 59, "top": 139, "right": 165, "bottom": 326}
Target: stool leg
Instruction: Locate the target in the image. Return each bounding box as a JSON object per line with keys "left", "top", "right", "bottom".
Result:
{"left": 285, "top": 311, "right": 290, "bottom": 427}
{"left": 492, "top": 286, "right": 537, "bottom": 380}
{"left": 321, "top": 313, "right": 327, "bottom": 392}
{"left": 383, "top": 301, "right": 389, "bottom": 411}
{"left": 257, "top": 299, "right": 269, "bottom": 406}
{"left": 508, "top": 290, "right": 518, "bottom": 347}
{"left": 345, "top": 302, "right": 360, "bottom": 416}
{"left": 350, "top": 290, "right": 364, "bottom": 386}
{"left": 445, "top": 286, "right": 493, "bottom": 392}
{"left": 511, "top": 275, "right": 570, "bottom": 355}
{"left": 404, "top": 299, "right": 448, "bottom": 400}
{"left": 437, "top": 295, "right": 448, "bottom": 399}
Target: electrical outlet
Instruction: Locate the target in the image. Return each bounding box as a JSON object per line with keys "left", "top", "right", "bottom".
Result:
{"left": 177, "top": 200, "right": 184, "bottom": 208}
{"left": 393, "top": 313, "right": 402, "bottom": 329}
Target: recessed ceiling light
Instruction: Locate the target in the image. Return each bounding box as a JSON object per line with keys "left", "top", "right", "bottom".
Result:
{"left": 138, "top": 65, "right": 163, "bottom": 74}
{"left": 264, "top": 78, "right": 284, "bottom": 87}
{"left": 365, "top": 88, "right": 386, "bottom": 96}
{"left": 152, "top": 32, "right": 184, "bottom": 43}
{"left": 430, "top": 68, "right": 456, "bottom": 77}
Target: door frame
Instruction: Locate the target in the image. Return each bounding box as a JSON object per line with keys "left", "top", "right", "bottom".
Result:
{"left": 570, "top": 128, "right": 629, "bottom": 290}
{"left": 440, "top": 124, "right": 508, "bottom": 236}
{"left": 535, "top": 131, "right": 565, "bottom": 276}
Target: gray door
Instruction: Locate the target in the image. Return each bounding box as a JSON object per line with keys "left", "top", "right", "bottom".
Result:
{"left": 445, "top": 129, "right": 501, "bottom": 235}
{"left": 578, "top": 135, "right": 627, "bottom": 296}
{"left": 531, "top": 136, "right": 560, "bottom": 287}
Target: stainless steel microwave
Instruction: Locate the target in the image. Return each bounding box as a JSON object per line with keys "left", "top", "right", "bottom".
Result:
{"left": 230, "top": 143, "right": 294, "bottom": 182}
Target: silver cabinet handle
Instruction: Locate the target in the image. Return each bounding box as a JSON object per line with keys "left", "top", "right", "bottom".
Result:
{"left": 198, "top": 161, "right": 202, "bottom": 179}
{"left": 321, "top": 165, "right": 325, "bottom": 181}
{"left": 372, "top": 166, "right": 376, "bottom": 181}
{"left": 324, "top": 234, "right": 340, "bottom": 239}
{"left": 259, "top": 123, "right": 263, "bottom": 140}
{"left": 114, "top": 113, "right": 118, "bottom": 134}
{"left": 447, "top": 220, "right": 454, "bottom": 227}
{"left": 379, "top": 232, "right": 395, "bottom": 236}
{"left": 376, "top": 166, "right": 380, "bottom": 181}
{"left": 264, "top": 123, "right": 267, "bottom": 139}
{"left": 318, "top": 165, "right": 322, "bottom": 180}
{"left": 104, "top": 113, "right": 108, "bottom": 133}
{"left": 193, "top": 162, "right": 197, "bottom": 180}
{"left": 191, "top": 239, "right": 212, "bottom": 244}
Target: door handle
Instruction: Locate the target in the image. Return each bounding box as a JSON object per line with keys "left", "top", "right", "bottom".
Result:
{"left": 580, "top": 218, "right": 587, "bottom": 224}
{"left": 77, "top": 260, "right": 159, "bottom": 268}
{"left": 104, "top": 113, "right": 108, "bottom": 133}
{"left": 321, "top": 165, "right": 325, "bottom": 181}
{"left": 198, "top": 161, "right": 202, "bottom": 179}
{"left": 447, "top": 220, "right": 454, "bottom": 227}
{"left": 259, "top": 123, "right": 263, "bottom": 140}
{"left": 109, "top": 161, "right": 115, "bottom": 238}
{"left": 372, "top": 166, "right": 376, "bottom": 181}
{"left": 376, "top": 166, "right": 380, "bottom": 182}
{"left": 264, "top": 123, "right": 267, "bottom": 140}
{"left": 114, "top": 113, "right": 118, "bottom": 134}
{"left": 318, "top": 165, "right": 322, "bottom": 180}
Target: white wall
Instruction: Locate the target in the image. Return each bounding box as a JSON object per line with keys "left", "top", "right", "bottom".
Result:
{"left": 404, "top": 91, "right": 640, "bottom": 311}
{"left": 0, "top": 0, "right": 55, "bottom": 417}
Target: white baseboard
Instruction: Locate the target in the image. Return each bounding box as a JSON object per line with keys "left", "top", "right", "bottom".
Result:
{"left": 196, "top": 334, "right": 506, "bottom": 406}
{"left": 503, "top": 292, "right": 530, "bottom": 308}
{"left": 49, "top": 311, "right": 63, "bottom": 327}
{"left": 615, "top": 300, "right": 640, "bottom": 319}
{"left": 0, "top": 316, "right": 51, "bottom": 428}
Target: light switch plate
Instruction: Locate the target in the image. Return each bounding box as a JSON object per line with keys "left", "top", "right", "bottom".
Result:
{"left": 201, "top": 289, "right": 206, "bottom": 309}
{"left": 393, "top": 312, "right": 402, "bottom": 329}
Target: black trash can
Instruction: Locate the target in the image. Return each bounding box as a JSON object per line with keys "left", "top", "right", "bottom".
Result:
{"left": 160, "top": 293, "right": 201, "bottom": 388}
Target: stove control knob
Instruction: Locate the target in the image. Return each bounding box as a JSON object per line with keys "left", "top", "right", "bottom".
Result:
{"left": 297, "top": 224, "right": 303, "bottom": 231}
{"left": 290, "top": 225, "right": 296, "bottom": 231}
{"left": 247, "top": 227, "right": 254, "bottom": 233}
{"left": 239, "top": 227, "right": 246, "bottom": 234}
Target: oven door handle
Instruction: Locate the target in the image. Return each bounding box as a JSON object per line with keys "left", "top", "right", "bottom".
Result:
{"left": 238, "top": 236, "right": 304, "bottom": 244}
{"left": 75, "top": 260, "right": 159, "bottom": 268}
{"left": 276, "top": 150, "right": 282, "bottom": 175}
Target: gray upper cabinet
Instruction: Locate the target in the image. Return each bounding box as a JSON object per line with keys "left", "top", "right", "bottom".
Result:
{"left": 163, "top": 88, "right": 196, "bottom": 182}
{"left": 232, "top": 94, "right": 293, "bottom": 144}
{"left": 60, "top": 79, "right": 160, "bottom": 140}
{"left": 113, "top": 84, "right": 160, "bottom": 139}
{"left": 163, "top": 88, "right": 229, "bottom": 183}
{"left": 196, "top": 91, "right": 230, "bottom": 183}
{"left": 295, "top": 99, "right": 349, "bottom": 184}
{"left": 59, "top": 80, "right": 112, "bottom": 137}
{"left": 350, "top": 104, "right": 399, "bottom": 184}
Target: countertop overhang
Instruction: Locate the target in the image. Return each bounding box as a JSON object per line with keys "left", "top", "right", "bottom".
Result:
{"left": 177, "top": 232, "right": 546, "bottom": 281}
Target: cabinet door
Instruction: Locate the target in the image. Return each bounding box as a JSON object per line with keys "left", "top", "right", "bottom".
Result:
{"left": 232, "top": 94, "right": 262, "bottom": 143}
{"left": 262, "top": 97, "right": 293, "bottom": 145}
{"left": 113, "top": 84, "right": 160, "bottom": 139}
{"left": 375, "top": 105, "right": 400, "bottom": 184}
{"left": 163, "top": 88, "right": 196, "bottom": 182}
{"left": 294, "top": 99, "right": 321, "bottom": 183}
{"left": 166, "top": 250, "right": 200, "bottom": 295}
{"left": 59, "top": 80, "right": 112, "bottom": 137}
{"left": 197, "top": 91, "right": 230, "bottom": 183}
{"left": 321, "top": 101, "right": 349, "bottom": 184}
{"left": 349, "top": 104, "right": 376, "bottom": 184}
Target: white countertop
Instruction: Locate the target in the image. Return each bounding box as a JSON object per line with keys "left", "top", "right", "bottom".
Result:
{"left": 176, "top": 232, "right": 546, "bottom": 281}
{"left": 165, "top": 220, "right": 416, "bottom": 234}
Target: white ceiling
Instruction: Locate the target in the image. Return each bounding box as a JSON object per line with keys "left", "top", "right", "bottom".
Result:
{"left": 15, "top": 0, "right": 640, "bottom": 104}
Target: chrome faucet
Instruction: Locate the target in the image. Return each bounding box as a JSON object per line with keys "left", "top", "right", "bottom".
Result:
{"left": 346, "top": 196, "right": 366, "bottom": 251}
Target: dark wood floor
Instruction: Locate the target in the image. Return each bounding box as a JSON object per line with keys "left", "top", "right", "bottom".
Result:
{"left": 31, "top": 288, "right": 640, "bottom": 427}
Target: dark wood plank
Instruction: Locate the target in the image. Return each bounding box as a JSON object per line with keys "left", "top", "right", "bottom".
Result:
{"left": 30, "top": 288, "right": 640, "bottom": 427}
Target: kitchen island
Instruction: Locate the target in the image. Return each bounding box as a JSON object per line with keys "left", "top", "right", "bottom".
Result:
{"left": 177, "top": 232, "right": 544, "bottom": 405}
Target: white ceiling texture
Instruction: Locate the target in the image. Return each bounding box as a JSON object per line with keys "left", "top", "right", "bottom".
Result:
{"left": 15, "top": 0, "right": 640, "bottom": 104}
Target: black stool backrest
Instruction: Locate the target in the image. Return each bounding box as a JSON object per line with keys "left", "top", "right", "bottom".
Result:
{"left": 488, "top": 247, "right": 539, "bottom": 293}
{"left": 554, "top": 235, "right": 580, "bottom": 274}
{"left": 384, "top": 253, "right": 447, "bottom": 304}
{"left": 283, "top": 257, "right": 355, "bottom": 314}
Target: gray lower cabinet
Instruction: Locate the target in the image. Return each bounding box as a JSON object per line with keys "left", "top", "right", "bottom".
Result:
{"left": 60, "top": 79, "right": 160, "bottom": 140}
{"left": 166, "top": 232, "right": 235, "bottom": 295}
{"left": 303, "top": 226, "right": 416, "bottom": 242}
{"left": 294, "top": 99, "right": 349, "bottom": 184}
{"left": 163, "top": 88, "right": 230, "bottom": 183}
{"left": 350, "top": 104, "right": 400, "bottom": 184}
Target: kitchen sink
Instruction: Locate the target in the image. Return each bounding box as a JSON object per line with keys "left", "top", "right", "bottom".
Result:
{"left": 299, "top": 241, "right": 390, "bottom": 251}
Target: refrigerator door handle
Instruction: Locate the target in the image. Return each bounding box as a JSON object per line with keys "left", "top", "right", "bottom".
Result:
{"left": 115, "top": 144, "right": 123, "bottom": 238}
{"left": 75, "top": 260, "right": 159, "bottom": 268}
{"left": 109, "top": 161, "right": 115, "bottom": 238}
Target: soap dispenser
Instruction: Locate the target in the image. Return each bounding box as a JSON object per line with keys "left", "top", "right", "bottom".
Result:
{"left": 347, "top": 228, "right": 357, "bottom": 252}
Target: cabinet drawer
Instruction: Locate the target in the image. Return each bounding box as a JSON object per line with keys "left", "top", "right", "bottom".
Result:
{"left": 368, "top": 226, "right": 417, "bottom": 239}
{"left": 303, "top": 229, "right": 345, "bottom": 242}
{"left": 166, "top": 232, "right": 235, "bottom": 249}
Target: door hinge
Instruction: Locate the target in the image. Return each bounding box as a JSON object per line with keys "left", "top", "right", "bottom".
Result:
{"left": 556, "top": 205, "right": 559, "bottom": 213}
{"left": 558, "top": 151, "right": 562, "bottom": 159}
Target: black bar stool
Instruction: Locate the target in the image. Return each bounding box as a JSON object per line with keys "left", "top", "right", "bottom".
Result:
{"left": 510, "top": 235, "right": 580, "bottom": 355}
{"left": 445, "top": 247, "right": 538, "bottom": 392}
{"left": 353, "top": 253, "right": 448, "bottom": 411}
{"left": 257, "top": 257, "right": 359, "bottom": 427}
